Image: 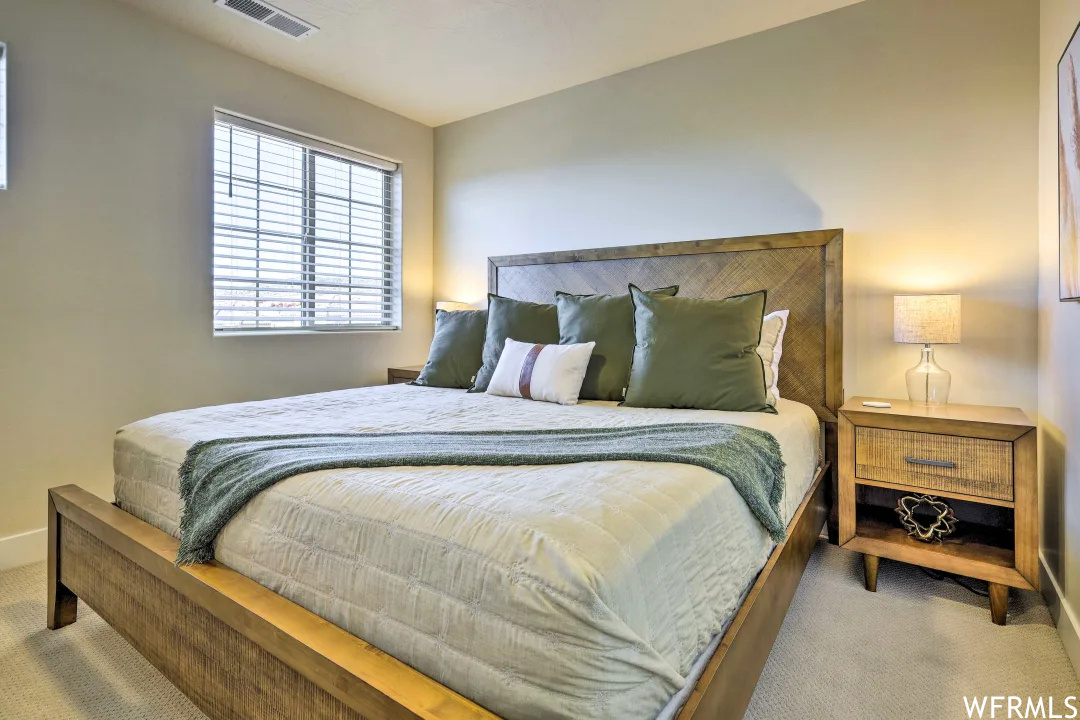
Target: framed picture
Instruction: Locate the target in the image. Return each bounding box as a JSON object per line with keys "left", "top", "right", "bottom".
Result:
{"left": 1060, "top": 23, "right": 1080, "bottom": 300}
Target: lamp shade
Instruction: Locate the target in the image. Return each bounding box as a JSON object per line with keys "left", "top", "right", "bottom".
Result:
{"left": 435, "top": 301, "right": 470, "bottom": 312}
{"left": 894, "top": 294, "right": 961, "bottom": 344}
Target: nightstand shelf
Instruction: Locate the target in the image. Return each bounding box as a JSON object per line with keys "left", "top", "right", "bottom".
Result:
{"left": 851, "top": 503, "right": 1016, "bottom": 571}
{"left": 838, "top": 397, "right": 1037, "bottom": 625}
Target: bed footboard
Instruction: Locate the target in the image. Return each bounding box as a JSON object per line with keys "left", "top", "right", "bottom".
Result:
{"left": 46, "top": 485, "right": 497, "bottom": 720}
{"left": 46, "top": 492, "right": 78, "bottom": 630}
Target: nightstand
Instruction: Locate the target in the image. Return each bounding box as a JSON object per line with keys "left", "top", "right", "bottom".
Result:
{"left": 387, "top": 365, "right": 424, "bottom": 384}
{"left": 838, "top": 398, "right": 1037, "bottom": 625}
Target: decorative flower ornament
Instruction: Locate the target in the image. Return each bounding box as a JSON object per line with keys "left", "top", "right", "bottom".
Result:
{"left": 896, "top": 494, "right": 957, "bottom": 542}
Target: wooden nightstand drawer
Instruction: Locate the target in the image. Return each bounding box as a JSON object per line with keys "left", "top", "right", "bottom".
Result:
{"left": 387, "top": 366, "right": 423, "bottom": 384}
{"left": 855, "top": 427, "right": 1013, "bottom": 501}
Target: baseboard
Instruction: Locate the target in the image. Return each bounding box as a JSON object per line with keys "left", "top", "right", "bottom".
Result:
{"left": 1041, "top": 552, "right": 1080, "bottom": 677}
{"left": 0, "top": 527, "right": 46, "bottom": 571}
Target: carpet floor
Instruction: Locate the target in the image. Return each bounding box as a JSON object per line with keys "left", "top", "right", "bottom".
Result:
{"left": 1, "top": 541, "right": 1076, "bottom": 719}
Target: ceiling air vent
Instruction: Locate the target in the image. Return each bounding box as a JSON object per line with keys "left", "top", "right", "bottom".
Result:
{"left": 211, "top": 0, "right": 319, "bottom": 39}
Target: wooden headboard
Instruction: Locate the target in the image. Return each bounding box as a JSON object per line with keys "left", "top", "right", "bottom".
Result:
{"left": 488, "top": 229, "right": 844, "bottom": 424}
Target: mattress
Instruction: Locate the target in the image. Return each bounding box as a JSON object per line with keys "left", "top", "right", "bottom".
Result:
{"left": 114, "top": 384, "right": 821, "bottom": 720}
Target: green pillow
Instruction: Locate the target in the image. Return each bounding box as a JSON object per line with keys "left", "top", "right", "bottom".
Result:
{"left": 556, "top": 285, "right": 678, "bottom": 401}
{"left": 623, "top": 286, "right": 773, "bottom": 413}
{"left": 470, "top": 294, "right": 559, "bottom": 392}
{"left": 413, "top": 309, "right": 488, "bottom": 389}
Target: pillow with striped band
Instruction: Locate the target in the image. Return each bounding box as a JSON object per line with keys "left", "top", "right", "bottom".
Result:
{"left": 486, "top": 338, "right": 596, "bottom": 405}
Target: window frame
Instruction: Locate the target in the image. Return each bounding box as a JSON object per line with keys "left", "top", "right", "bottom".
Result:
{"left": 212, "top": 110, "right": 402, "bottom": 336}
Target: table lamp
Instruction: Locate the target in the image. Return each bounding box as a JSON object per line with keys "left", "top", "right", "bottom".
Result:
{"left": 893, "top": 294, "right": 961, "bottom": 404}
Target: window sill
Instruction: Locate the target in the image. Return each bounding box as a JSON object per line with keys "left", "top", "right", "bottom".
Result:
{"left": 214, "top": 326, "right": 401, "bottom": 337}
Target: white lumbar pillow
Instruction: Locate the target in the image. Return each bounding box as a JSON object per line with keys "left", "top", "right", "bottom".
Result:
{"left": 486, "top": 338, "right": 596, "bottom": 405}
{"left": 757, "top": 309, "right": 789, "bottom": 407}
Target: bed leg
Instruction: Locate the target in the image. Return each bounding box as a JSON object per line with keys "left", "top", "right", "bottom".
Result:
{"left": 47, "top": 492, "right": 78, "bottom": 630}
{"left": 824, "top": 425, "right": 839, "bottom": 544}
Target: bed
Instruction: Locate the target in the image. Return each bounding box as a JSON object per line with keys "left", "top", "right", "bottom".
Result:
{"left": 47, "top": 228, "right": 843, "bottom": 720}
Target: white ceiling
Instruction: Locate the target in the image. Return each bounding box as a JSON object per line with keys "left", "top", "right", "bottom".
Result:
{"left": 117, "top": 0, "right": 864, "bottom": 126}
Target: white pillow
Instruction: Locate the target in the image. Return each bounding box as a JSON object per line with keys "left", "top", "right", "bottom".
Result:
{"left": 486, "top": 338, "right": 596, "bottom": 405}
{"left": 757, "top": 309, "right": 789, "bottom": 407}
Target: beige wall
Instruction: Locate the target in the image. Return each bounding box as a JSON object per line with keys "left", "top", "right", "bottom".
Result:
{"left": 435, "top": 0, "right": 1039, "bottom": 414}
{"left": 1039, "top": 0, "right": 1080, "bottom": 670}
{"left": 0, "top": 0, "right": 434, "bottom": 546}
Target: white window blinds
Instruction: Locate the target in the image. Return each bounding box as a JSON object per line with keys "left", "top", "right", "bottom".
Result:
{"left": 213, "top": 111, "right": 400, "bottom": 333}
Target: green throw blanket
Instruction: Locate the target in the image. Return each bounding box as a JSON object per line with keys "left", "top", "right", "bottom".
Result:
{"left": 176, "top": 423, "right": 786, "bottom": 566}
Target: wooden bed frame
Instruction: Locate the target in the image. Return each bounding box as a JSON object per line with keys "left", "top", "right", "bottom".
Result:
{"left": 48, "top": 228, "right": 843, "bottom": 720}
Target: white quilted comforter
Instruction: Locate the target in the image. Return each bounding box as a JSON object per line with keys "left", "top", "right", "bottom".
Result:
{"left": 114, "top": 384, "right": 820, "bottom": 720}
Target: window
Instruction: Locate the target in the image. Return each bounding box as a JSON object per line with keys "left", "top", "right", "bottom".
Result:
{"left": 1, "top": 43, "right": 7, "bottom": 190}
{"left": 212, "top": 111, "right": 400, "bottom": 332}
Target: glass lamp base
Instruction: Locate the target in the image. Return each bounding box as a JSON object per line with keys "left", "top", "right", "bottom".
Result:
{"left": 905, "top": 345, "right": 951, "bottom": 405}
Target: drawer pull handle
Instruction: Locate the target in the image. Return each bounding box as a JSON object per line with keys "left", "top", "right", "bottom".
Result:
{"left": 904, "top": 457, "right": 957, "bottom": 469}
